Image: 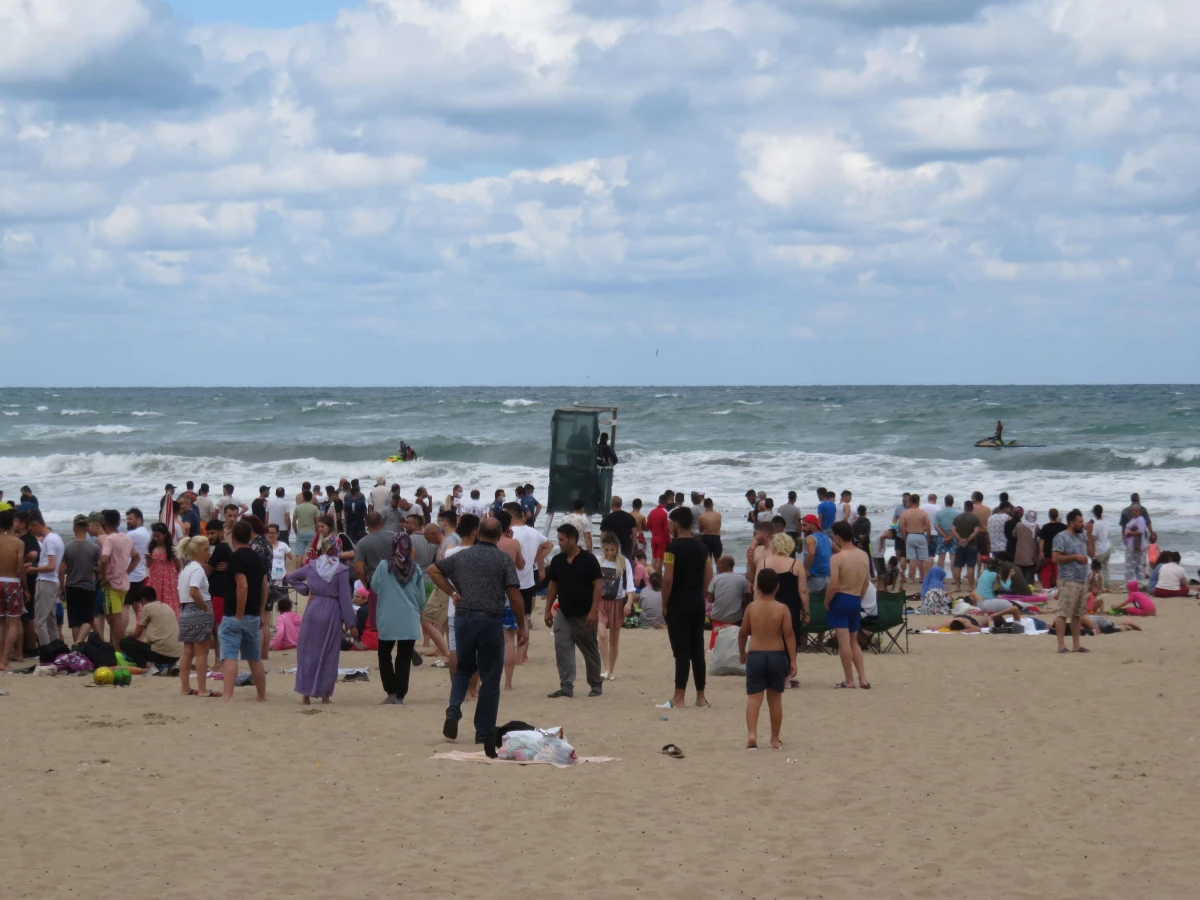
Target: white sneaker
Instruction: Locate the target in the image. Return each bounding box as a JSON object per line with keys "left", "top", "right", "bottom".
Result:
{"left": 600, "top": 671, "right": 609, "bottom": 680}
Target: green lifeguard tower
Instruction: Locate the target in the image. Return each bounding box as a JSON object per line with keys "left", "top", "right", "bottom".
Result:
{"left": 546, "top": 405, "right": 618, "bottom": 518}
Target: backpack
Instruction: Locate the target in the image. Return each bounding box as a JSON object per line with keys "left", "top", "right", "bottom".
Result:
{"left": 76, "top": 633, "right": 118, "bottom": 669}
{"left": 39, "top": 639, "right": 70, "bottom": 664}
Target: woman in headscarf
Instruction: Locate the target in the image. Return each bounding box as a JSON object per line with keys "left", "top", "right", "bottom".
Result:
{"left": 915, "top": 566, "right": 952, "bottom": 615}
{"left": 1014, "top": 510, "right": 1040, "bottom": 582}
{"left": 304, "top": 515, "right": 340, "bottom": 564}
{"left": 369, "top": 531, "right": 427, "bottom": 705}
{"left": 285, "top": 539, "right": 356, "bottom": 705}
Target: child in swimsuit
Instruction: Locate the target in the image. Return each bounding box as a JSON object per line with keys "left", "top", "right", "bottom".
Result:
{"left": 738, "top": 569, "right": 797, "bottom": 751}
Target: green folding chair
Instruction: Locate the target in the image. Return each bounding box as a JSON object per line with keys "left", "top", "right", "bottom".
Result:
{"left": 801, "top": 590, "right": 834, "bottom": 653}
{"left": 869, "top": 591, "right": 908, "bottom": 654}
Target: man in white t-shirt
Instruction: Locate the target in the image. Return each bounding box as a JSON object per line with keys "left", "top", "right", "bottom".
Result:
{"left": 562, "top": 499, "right": 592, "bottom": 552}
{"left": 125, "top": 508, "right": 152, "bottom": 604}
{"left": 504, "top": 502, "right": 553, "bottom": 620}
{"left": 368, "top": 477, "right": 391, "bottom": 514}
{"left": 29, "top": 513, "right": 64, "bottom": 645}
{"left": 265, "top": 488, "right": 292, "bottom": 545}
{"left": 460, "top": 489, "right": 489, "bottom": 521}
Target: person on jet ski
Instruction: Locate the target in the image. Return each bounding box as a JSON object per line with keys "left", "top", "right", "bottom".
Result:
{"left": 990, "top": 420, "right": 1003, "bottom": 444}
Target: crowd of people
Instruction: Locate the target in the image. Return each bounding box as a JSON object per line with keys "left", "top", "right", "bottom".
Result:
{"left": 0, "top": 479, "right": 1192, "bottom": 751}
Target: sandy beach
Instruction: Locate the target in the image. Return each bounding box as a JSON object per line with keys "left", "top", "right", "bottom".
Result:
{"left": 2, "top": 593, "right": 1197, "bottom": 899}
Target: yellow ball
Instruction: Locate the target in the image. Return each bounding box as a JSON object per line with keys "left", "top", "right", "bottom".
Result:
{"left": 93, "top": 667, "right": 114, "bottom": 686}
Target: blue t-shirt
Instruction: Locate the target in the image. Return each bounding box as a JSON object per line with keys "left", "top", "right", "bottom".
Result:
{"left": 977, "top": 570, "right": 998, "bottom": 600}
{"left": 817, "top": 500, "right": 836, "bottom": 529}
{"left": 934, "top": 507, "right": 958, "bottom": 535}
{"left": 345, "top": 496, "right": 368, "bottom": 533}
{"left": 808, "top": 532, "right": 832, "bottom": 577}
{"left": 520, "top": 494, "right": 539, "bottom": 525}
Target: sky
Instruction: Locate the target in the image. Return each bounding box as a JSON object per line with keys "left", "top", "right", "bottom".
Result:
{"left": 1, "top": 0, "right": 1198, "bottom": 386}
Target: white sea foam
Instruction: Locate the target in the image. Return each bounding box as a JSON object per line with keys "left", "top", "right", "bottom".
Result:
{"left": 3, "top": 412, "right": 17, "bottom": 417}
{"left": 654, "top": 393, "right": 681, "bottom": 398}
{"left": 130, "top": 411, "right": 162, "bottom": 417}
{"left": 1110, "top": 447, "right": 1200, "bottom": 468}
{"left": 734, "top": 400, "right": 763, "bottom": 405}
{"left": 711, "top": 409, "right": 733, "bottom": 415}
{"left": 502, "top": 398, "right": 539, "bottom": 408}
{"left": 176, "top": 420, "right": 199, "bottom": 425}
{"left": 5, "top": 447, "right": 1200, "bottom": 565}
{"left": 60, "top": 409, "right": 96, "bottom": 415}
{"left": 36, "top": 405, "right": 48, "bottom": 411}
{"left": 317, "top": 400, "right": 354, "bottom": 407}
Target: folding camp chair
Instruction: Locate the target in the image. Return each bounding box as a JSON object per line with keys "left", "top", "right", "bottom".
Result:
{"left": 801, "top": 591, "right": 835, "bottom": 653}
{"left": 869, "top": 591, "right": 908, "bottom": 654}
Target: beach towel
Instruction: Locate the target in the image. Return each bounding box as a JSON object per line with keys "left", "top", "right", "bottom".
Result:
{"left": 432, "top": 750, "right": 618, "bottom": 768}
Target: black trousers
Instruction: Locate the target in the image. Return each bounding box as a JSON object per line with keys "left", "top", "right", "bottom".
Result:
{"left": 666, "top": 611, "right": 706, "bottom": 692}
{"left": 119, "top": 637, "right": 178, "bottom": 668}
{"left": 378, "top": 639, "right": 416, "bottom": 699}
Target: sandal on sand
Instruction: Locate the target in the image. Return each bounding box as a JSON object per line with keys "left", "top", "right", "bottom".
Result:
{"left": 859, "top": 683, "right": 872, "bottom": 690}
{"left": 834, "top": 681, "right": 855, "bottom": 689}
{"left": 187, "top": 689, "right": 220, "bottom": 697}
{"left": 431, "top": 659, "right": 448, "bottom": 668}
{"left": 1074, "top": 647, "right": 1091, "bottom": 653}
{"left": 1057, "top": 648, "right": 1071, "bottom": 654}
{"left": 655, "top": 700, "right": 682, "bottom": 709}
{"left": 661, "top": 743, "right": 685, "bottom": 759}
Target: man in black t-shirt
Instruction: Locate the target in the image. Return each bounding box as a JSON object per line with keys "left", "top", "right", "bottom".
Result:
{"left": 1038, "top": 509, "right": 1068, "bottom": 589}
{"left": 661, "top": 507, "right": 712, "bottom": 709}
{"left": 219, "top": 520, "right": 267, "bottom": 703}
{"left": 251, "top": 486, "right": 269, "bottom": 525}
{"left": 545, "top": 523, "right": 604, "bottom": 698}
{"left": 599, "top": 496, "right": 637, "bottom": 562}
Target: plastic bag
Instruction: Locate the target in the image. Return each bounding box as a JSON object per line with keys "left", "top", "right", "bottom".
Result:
{"left": 708, "top": 625, "right": 745, "bottom": 676}
{"left": 498, "top": 729, "right": 577, "bottom": 765}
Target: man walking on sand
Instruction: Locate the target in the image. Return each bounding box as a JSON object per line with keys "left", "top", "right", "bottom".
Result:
{"left": 827, "top": 521, "right": 871, "bottom": 689}
{"left": 429, "top": 518, "right": 527, "bottom": 744}
{"left": 545, "top": 523, "right": 604, "bottom": 699}
{"left": 1053, "top": 510, "right": 1094, "bottom": 654}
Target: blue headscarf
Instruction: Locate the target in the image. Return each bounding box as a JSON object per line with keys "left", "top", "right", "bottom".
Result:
{"left": 921, "top": 566, "right": 947, "bottom": 598}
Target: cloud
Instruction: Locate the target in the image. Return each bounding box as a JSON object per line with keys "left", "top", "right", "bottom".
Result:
{"left": 0, "top": 0, "right": 1196, "bottom": 384}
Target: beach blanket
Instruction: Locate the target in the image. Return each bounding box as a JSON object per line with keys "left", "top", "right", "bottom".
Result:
{"left": 433, "top": 750, "right": 618, "bottom": 769}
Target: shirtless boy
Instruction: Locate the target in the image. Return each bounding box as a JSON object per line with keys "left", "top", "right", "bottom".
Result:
{"left": 827, "top": 520, "right": 871, "bottom": 689}
{"left": 0, "top": 510, "right": 27, "bottom": 670}
{"left": 698, "top": 498, "right": 723, "bottom": 559}
{"left": 738, "top": 568, "right": 796, "bottom": 750}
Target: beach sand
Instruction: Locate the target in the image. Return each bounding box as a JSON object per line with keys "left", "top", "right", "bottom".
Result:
{"left": 2, "top": 595, "right": 1198, "bottom": 899}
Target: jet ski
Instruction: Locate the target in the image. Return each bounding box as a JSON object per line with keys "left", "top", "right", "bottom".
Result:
{"left": 974, "top": 438, "right": 1021, "bottom": 448}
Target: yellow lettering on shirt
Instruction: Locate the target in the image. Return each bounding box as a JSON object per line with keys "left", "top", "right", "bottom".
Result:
{"left": 662, "top": 552, "right": 675, "bottom": 565}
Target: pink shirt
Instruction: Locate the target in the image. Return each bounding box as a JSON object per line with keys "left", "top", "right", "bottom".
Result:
{"left": 101, "top": 532, "right": 135, "bottom": 592}
{"left": 270, "top": 611, "right": 302, "bottom": 650}
{"left": 632, "top": 562, "right": 648, "bottom": 588}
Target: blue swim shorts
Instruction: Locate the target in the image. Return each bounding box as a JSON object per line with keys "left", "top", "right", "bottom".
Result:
{"left": 219, "top": 616, "right": 262, "bottom": 662}
{"left": 827, "top": 592, "right": 862, "bottom": 633}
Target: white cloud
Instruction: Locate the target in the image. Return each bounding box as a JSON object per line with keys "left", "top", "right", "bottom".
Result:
{"left": 0, "top": 0, "right": 1196, "bottom": 382}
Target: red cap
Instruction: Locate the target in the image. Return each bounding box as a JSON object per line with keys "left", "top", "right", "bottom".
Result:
{"left": 803, "top": 514, "right": 821, "bottom": 527}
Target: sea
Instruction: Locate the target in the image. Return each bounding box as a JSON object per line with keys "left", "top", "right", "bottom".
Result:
{"left": 1, "top": 385, "right": 1196, "bottom": 565}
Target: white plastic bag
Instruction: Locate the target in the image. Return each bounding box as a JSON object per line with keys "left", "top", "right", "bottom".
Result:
{"left": 708, "top": 625, "right": 745, "bottom": 676}
{"left": 498, "top": 729, "right": 577, "bottom": 765}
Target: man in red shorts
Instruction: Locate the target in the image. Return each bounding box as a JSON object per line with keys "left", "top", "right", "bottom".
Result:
{"left": 647, "top": 493, "right": 671, "bottom": 574}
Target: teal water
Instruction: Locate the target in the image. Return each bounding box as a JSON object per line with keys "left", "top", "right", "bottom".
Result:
{"left": 1, "top": 385, "right": 1196, "bottom": 561}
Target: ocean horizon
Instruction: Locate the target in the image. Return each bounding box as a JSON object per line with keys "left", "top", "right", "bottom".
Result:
{"left": 3, "top": 384, "right": 1196, "bottom": 564}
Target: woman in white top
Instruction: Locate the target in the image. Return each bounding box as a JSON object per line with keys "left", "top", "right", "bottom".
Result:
{"left": 176, "top": 535, "right": 216, "bottom": 697}
{"left": 1089, "top": 504, "right": 1112, "bottom": 590}
{"left": 598, "top": 533, "right": 635, "bottom": 680}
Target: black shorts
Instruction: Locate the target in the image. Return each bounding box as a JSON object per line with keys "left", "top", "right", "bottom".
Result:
{"left": 953, "top": 546, "right": 979, "bottom": 569}
{"left": 700, "top": 534, "right": 723, "bottom": 559}
{"left": 126, "top": 580, "right": 145, "bottom": 605}
{"left": 65, "top": 586, "right": 96, "bottom": 628}
{"left": 520, "top": 587, "right": 535, "bottom": 616}
{"left": 745, "top": 650, "right": 788, "bottom": 695}
{"left": 895, "top": 538, "right": 906, "bottom": 559}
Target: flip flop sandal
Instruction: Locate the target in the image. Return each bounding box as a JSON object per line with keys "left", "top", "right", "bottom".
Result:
{"left": 661, "top": 744, "right": 685, "bottom": 759}
{"left": 655, "top": 700, "right": 681, "bottom": 709}
{"left": 1057, "top": 648, "right": 1071, "bottom": 654}
{"left": 859, "top": 683, "right": 872, "bottom": 690}
{"left": 834, "top": 681, "right": 855, "bottom": 688}
{"left": 1074, "top": 647, "right": 1091, "bottom": 653}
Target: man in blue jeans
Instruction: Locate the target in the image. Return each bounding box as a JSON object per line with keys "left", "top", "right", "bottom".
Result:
{"left": 428, "top": 518, "right": 527, "bottom": 743}
{"left": 220, "top": 520, "right": 268, "bottom": 703}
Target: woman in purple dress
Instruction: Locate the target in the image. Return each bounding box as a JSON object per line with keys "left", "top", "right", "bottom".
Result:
{"left": 284, "top": 545, "right": 357, "bottom": 705}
